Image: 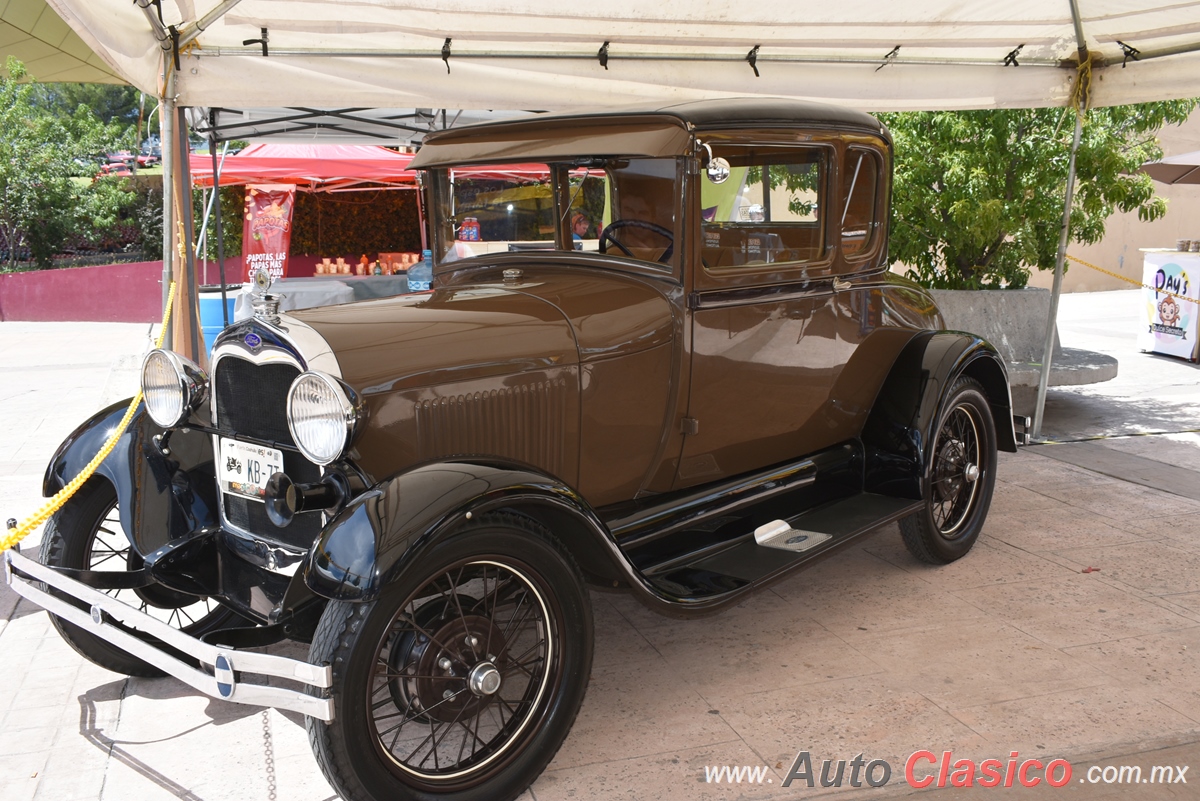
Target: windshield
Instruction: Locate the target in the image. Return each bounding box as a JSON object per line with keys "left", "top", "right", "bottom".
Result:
{"left": 428, "top": 157, "right": 681, "bottom": 271}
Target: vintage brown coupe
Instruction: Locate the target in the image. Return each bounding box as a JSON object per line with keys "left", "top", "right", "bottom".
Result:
{"left": 9, "top": 99, "right": 1020, "bottom": 801}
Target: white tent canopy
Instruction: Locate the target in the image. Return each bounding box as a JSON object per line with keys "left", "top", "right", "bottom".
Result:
{"left": 44, "top": 0, "right": 1200, "bottom": 112}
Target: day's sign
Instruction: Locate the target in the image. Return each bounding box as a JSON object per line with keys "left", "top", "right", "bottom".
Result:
{"left": 1139, "top": 252, "right": 1200, "bottom": 361}
{"left": 242, "top": 184, "right": 296, "bottom": 283}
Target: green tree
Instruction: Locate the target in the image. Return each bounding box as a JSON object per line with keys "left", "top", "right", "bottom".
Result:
{"left": 31, "top": 83, "right": 140, "bottom": 126}
{"left": 879, "top": 101, "right": 1198, "bottom": 290}
{"left": 0, "top": 58, "right": 129, "bottom": 268}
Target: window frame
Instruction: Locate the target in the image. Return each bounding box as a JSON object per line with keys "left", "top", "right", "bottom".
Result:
{"left": 838, "top": 143, "right": 886, "bottom": 266}
{"left": 427, "top": 156, "right": 686, "bottom": 280}
{"left": 691, "top": 136, "right": 837, "bottom": 291}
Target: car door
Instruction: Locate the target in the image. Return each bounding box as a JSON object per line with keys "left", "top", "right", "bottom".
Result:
{"left": 675, "top": 139, "right": 886, "bottom": 489}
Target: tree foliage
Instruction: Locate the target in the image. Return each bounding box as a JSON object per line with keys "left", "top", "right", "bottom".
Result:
{"left": 0, "top": 58, "right": 131, "bottom": 268}
{"left": 30, "top": 83, "right": 141, "bottom": 127}
{"left": 879, "top": 101, "right": 1198, "bottom": 290}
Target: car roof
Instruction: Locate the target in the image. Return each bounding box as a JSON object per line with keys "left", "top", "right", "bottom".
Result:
{"left": 410, "top": 97, "right": 885, "bottom": 170}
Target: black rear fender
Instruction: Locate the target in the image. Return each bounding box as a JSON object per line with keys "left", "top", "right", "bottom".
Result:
{"left": 863, "top": 332, "right": 1016, "bottom": 500}
{"left": 303, "top": 461, "right": 627, "bottom": 603}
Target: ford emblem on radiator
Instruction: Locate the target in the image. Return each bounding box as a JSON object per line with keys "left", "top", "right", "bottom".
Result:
{"left": 244, "top": 333, "right": 262, "bottom": 349}
{"left": 214, "top": 654, "right": 236, "bottom": 698}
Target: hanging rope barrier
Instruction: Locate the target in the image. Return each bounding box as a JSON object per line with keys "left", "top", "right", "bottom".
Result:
{"left": 1, "top": 283, "right": 177, "bottom": 552}
{"left": 1065, "top": 253, "right": 1197, "bottom": 306}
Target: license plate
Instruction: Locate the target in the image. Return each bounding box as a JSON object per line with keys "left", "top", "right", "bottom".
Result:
{"left": 218, "top": 437, "right": 284, "bottom": 501}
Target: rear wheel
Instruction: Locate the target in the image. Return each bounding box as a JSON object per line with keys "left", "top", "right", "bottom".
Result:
{"left": 306, "top": 512, "right": 593, "bottom": 801}
{"left": 39, "top": 480, "right": 238, "bottom": 677}
{"left": 899, "top": 377, "right": 997, "bottom": 564}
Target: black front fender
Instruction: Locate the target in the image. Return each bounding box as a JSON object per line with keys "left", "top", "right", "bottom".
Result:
{"left": 43, "top": 399, "right": 219, "bottom": 556}
{"left": 304, "top": 461, "right": 633, "bottom": 603}
{"left": 863, "top": 331, "right": 1016, "bottom": 500}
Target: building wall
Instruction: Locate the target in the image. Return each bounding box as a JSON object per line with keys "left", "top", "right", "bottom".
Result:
{"left": 0, "top": 261, "right": 163, "bottom": 322}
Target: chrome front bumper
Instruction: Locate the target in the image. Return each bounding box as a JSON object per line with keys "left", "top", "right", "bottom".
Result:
{"left": 4, "top": 548, "right": 334, "bottom": 721}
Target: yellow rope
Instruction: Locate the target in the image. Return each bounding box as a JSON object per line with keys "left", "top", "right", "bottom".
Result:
{"left": 1, "top": 283, "right": 177, "bottom": 552}
{"left": 1065, "top": 253, "right": 1197, "bottom": 306}
{"left": 1070, "top": 54, "right": 1093, "bottom": 116}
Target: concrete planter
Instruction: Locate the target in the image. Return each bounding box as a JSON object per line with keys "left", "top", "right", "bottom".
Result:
{"left": 928, "top": 287, "right": 1117, "bottom": 411}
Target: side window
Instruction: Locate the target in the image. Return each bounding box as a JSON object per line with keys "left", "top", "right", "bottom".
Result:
{"left": 840, "top": 148, "right": 881, "bottom": 257}
{"left": 701, "top": 146, "right": 826, "bottom": 270}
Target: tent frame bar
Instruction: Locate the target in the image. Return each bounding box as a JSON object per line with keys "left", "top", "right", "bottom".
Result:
{"left": 192, "top": 107, "right": 443, "bottom": 144}
{"left": 199, "top": 47, "right": 1066, "bottom": 69}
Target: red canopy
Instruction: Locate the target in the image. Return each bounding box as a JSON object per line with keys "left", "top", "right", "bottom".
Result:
{"left": 190, "top": 143, "right": 417, "bottom": 190}
{"left": 190, "top": 145, "right": 587, "bottom": 192}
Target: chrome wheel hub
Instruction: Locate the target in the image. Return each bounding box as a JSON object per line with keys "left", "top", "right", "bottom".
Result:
{"left": 468, "top": 661, "right": 502, "bottom": 696}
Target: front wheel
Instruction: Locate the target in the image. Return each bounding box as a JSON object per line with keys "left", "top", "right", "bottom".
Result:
{"left": 306, "top": 512, "right": 593, "bottom": 801}
{"left": 899, "top": 377, "right": 997, "bottom": 564}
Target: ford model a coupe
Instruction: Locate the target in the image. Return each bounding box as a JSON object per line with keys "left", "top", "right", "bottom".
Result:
{"left": 9, "top": 99, "right": 1019, "bottom": 801}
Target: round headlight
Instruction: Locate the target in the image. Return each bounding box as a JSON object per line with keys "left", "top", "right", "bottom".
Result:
{"left": 140, "top": 349, "right": 208, "bottom": 428}
{"left": 286, "top": 372, "right": 360, "bottom": 465}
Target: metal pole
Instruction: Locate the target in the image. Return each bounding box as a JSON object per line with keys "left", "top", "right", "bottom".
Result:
{"left": 1031, "top": 113, "right": 1083, "bottom": 440}
{"left": 211, "top": 136, "right": 230, "bottom": 326}
{"left": 176, "top": 106, "right": 202, "bottom": 361}
{"left": 1031, "top": 0, "right": 1090, "bottom": 440}
{"left": 159, "top": 68, "right": 175, "bottom": 350}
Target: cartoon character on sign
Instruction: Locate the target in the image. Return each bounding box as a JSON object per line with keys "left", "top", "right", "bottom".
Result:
{"left": 1159, "top": 295, "right": 1182, "bottom": 328}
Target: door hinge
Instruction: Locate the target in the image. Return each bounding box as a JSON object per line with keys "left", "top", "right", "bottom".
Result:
{"left": 681, "top": 417, "right": 700, "bottom": 435}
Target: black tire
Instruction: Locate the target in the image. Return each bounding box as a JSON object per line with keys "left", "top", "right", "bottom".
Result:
{"left": 39, "top": 479, "right": 239, "bottom": 677}
{"left": 899, "top": 377, "right": 997, "bottom": 564}
{"left": 306, "top": 512, "right": 593, "bottom": 801}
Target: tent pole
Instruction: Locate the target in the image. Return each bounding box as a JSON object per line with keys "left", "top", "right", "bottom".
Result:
{"left": 173, "top": 106, "right": 203, "bottom": 365}
{"left": 197, "top": 186, "right": 208, "bottom": 283}
{"left": 160, "top": 68, "right": 176, "bottom": 350}
{"left": 1031, "top": 112, "right": 1083, "bottom": 440}
{"left": 211, "top": 135, "right": 229, "bottom": 326}
{"left": 1032, "top": 0, "right": 1089, "bottom": 441}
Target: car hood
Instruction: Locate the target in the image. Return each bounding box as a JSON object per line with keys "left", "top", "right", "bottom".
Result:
{"left": 289, "top": 286, "right": 578, "bottom": 396}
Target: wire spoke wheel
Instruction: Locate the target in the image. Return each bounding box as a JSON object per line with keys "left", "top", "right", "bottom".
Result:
{"left": 899, "top": 377, "right": 997, "bottom": 565}
{"left": 307, "top": 512, "right": 593, "bottom": 801}
{"left": 929, "top": 406, "right": 982, "bottom": 537}
{"left": 370, "top": 560, "right": 554, "bottom": 780}
{"left": 87, "top": 500, "right": 220, "bottom": 627}
{"left": 40, "top": 480, "right": 237, "bottom": 677}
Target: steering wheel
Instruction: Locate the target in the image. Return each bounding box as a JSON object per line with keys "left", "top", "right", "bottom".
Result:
{"left": 598, "top": 219, "right": 675, "bottom": 264}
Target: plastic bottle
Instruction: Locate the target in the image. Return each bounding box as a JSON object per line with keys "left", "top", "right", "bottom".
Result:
{"left": 408, "top": 249, "right": 433, "bottom": 292}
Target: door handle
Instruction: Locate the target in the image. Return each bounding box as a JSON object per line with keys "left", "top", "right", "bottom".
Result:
{"left": 832, "top": 278, "right": 852, "bottom": 291}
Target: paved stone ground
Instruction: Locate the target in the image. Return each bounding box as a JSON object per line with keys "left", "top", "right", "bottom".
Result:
{"left": 1, "top": 289, "right": 1198, "bottom": 801}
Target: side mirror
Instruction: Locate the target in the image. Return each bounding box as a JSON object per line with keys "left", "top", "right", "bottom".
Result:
{"left": 706, "top": 157, "right": 731, "bottom": 184}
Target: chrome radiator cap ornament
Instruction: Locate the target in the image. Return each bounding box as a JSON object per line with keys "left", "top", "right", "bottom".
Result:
{"left": 250, "top": 268, "right": 283, "bottom": 325}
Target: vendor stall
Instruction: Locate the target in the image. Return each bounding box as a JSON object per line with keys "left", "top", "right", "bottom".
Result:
{"left": 190, "top": 143, "right": 427, "bottom": 347}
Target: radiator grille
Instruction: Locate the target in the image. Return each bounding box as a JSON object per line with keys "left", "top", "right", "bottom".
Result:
{"left": 416, "top": 380, "right": 567, "bottom": 477}
{"left": 214, "top": 355, "right": 322, "bottom": 546}
{"left": 214, "top": 358, "right": 297, "bottom": 442}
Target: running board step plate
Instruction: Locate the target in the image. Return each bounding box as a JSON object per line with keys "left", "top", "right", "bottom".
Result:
{"left": 754, "top": 520, "right": 831, "bottom": 553}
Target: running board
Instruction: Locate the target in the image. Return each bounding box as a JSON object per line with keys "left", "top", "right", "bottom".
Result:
{"left": 650, "top": 493, "right": 920, "bottom": 593}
